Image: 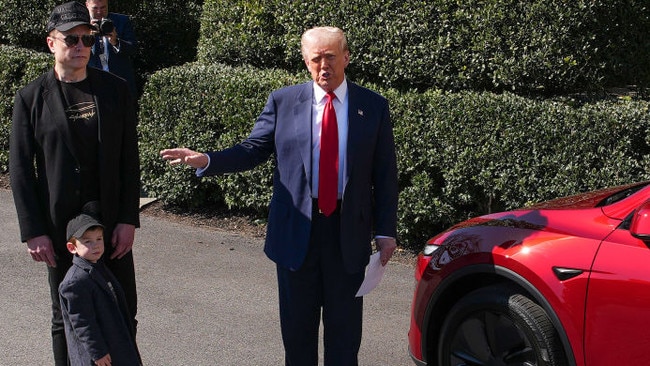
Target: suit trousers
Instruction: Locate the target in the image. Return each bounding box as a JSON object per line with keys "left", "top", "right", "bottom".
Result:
{"left": 277, "top": 203, "right": 365, "bottom": 366}
{"left": 47, "top": 248, "right": 137, "bottom": 366}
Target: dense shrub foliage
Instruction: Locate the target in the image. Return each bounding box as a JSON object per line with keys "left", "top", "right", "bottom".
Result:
{"left": 0, "top": 0, "right": 203, "bottom": 93}
{"left": 115, "top": 0, "right": 202, "bottom": 91}
{"left": 0, "top": 45, "right": 51, "bottom": 172}
{"left": 138, "top": 64, "right": 650, "bottom": 248}
{"left": 3, "top": 0, "right": 650, "bottom": 250}
{"left": 199, "top": 0, "right": 649, "bottom": 96}
{"left": 138, "top": 62, "right": 304, "bottom": 210}
{"left": 390, "top": 90, "right": 650, "bottom": 244}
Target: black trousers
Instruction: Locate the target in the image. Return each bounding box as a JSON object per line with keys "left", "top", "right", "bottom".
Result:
{"left": 48, "top": 242, "right": 138, "bottom": 366}
{"left": 277, "top": 204, "right": 365, "bottom": 366}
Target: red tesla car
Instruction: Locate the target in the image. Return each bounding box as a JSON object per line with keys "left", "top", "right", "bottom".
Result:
{"left": 409, "top": 181, "right": 650, "bottom": 366}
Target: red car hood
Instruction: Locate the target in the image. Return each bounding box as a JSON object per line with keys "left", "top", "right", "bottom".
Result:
{"left": 435, "top": 182, "right": 650, "bottom": 246}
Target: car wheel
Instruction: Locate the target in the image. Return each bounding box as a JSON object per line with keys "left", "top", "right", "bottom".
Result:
{"left": 437, "top": 284, "right": 566, "bottom": 366}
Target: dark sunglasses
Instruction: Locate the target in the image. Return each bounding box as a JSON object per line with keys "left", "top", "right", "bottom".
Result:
{"left": 54, "top": 34, "right": 95, "bottom": 48}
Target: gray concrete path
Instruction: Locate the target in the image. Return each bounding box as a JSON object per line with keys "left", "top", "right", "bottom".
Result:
{"left": 0, "top": 189, "right": 415, "bottom": 365}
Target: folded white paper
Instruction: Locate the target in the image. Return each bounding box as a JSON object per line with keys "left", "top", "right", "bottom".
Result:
{"left": 355, "top": 252, "right": 386, "bottom": 297}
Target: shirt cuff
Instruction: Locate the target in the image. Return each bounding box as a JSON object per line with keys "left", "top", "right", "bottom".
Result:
{"left": 195, "top": 154, "right": 210, "bottom": 176}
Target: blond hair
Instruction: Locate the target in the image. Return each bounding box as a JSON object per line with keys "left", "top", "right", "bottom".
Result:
{"left": 301, "top": 26, "right": 349, "bottom": 59}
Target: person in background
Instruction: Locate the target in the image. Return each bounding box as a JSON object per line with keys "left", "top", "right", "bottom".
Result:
{"left": 9, "top": 2, "right": 140, "bottom": 364}
{"left": 160, "top": 26, "right": 398, "bottom": 365}
{"left": 60, "top": 203, "right": 141, "bottom": 366}
{"left": 86, "top": 0, "right": 138, "bottom": 96}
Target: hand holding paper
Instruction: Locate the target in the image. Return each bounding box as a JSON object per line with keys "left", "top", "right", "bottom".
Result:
{"left": 376, "top": 237, "right": 397, "bottom": 266}
{"left": 356, "top": 252, "right": 386, "bottom": 297}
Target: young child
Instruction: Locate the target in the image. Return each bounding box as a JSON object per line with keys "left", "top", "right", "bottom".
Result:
{"left": 59, "top": 208, "right": 141, "bottom": 366}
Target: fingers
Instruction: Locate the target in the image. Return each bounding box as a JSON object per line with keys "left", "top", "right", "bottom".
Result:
{"left": 376, "top": 237, "right": 397, "bottom": 266}
{"left": 380, "top": 248, "right": 395, "bottom": 266}
{"left": 160, "top": 148, "right": 208, "bottom": 169}
{"left": 29, "top": 250, "right": 56, "bottom": 267}
{"left": 95, "top": 353, "right": 111, "bottom": 366}
{"left": 159, "top": 148, "right": 185, "bottom": 162}
{"left": 160, "top": 148, "right": 191, "bottom": 166}
{"left": 111, "top": 224, "right": 135, "bottom": 259}
{"left": 26, "top": 236, "right": 57, "bottom": 267}
{"left": 167, "top": 158, "right": 183, "bottom": 166}
{"left": 109, "top": 241, "right": 132, "bottom": 260}
{"left": 31, "top": 249, "right": 57, "bottom": 267}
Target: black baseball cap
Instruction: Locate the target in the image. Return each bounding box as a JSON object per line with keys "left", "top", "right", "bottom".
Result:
{"left": 46, "top": 1, "right": 94, "bottom": 33}
{"left": 67, "top": 213, "right": 104, "bottom": 240}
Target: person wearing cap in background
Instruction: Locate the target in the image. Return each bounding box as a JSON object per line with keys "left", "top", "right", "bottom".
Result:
{"left": 86, "top": 0, "right": 139, "bottom": 96}
{"left": 59, "top": 203, "right": 141, "bottom": 366}
{"left": 9, "top": 2, "right": 140, "bottom": 364}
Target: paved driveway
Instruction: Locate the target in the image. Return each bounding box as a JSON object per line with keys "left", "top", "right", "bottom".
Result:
{"left": 0, "top": 189, "right": 416, "bottom": 365}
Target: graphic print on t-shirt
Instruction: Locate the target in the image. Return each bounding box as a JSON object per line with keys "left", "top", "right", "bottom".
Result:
{"left": 65, "top": 102, "right": 96, "bottom": 123}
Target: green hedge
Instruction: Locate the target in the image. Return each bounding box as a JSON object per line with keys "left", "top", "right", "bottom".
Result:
{"left": 198, "top": 0, "right": 650, "bottom": 96}
{"left": 0, "top": 45, "right": 51, "bottom": 172}
{"left": 117, "top": 0, "right": 203, "bottom": 89}
{"left": 138, "top": 62, "right": 304, "bottom": 210}
{"left": 138, "top": 63, "right": 650, "bottom": 249}
{"left": 0, "top": 0, "right": 56, "bottom": 52}
{"left": 0, "top": 0, "right": 203, "bottom": 92}
{"left": 391, "top": 90, "right": 650, "bottom": 244}
{"left": 5, "top": 0, "right": 650, "bottom": 249}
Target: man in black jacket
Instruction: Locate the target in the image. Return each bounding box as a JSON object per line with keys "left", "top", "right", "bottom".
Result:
{"left": 9, "top": 2, "right": 140, "bottom": 365}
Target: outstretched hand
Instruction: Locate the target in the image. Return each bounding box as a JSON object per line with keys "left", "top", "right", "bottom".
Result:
{"left": 160, "top": 148, "right": 208, "bottom": 169}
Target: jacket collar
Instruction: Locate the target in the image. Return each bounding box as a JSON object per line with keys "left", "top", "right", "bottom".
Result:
{"left": 43, "top": 70, "right": 78, "bottom": 157}
{"left": 72, "top": 254, "right": 118, "bottom": 301}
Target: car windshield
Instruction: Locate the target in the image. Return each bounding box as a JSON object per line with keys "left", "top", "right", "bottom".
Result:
{"left": 596, "top": 182, "right": 649, "bottom": 207}
{"left": 526, "top": 182, "right": 650, "bottom": 210}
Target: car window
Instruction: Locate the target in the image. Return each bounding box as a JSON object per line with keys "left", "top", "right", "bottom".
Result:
{"left": 597, "top": 182, "right": 649, "bottom": 207}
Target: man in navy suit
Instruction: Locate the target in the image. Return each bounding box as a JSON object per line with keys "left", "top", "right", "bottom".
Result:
{"left": 161, "top": 26, "right": 398, "bottom": 365}
{"left": 86, "top": 0, "right": 138, "bottom": 96}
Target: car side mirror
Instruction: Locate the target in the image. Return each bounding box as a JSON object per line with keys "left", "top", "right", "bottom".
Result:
{"left": 630, "top": 201, "right": 650, "bottom": 241}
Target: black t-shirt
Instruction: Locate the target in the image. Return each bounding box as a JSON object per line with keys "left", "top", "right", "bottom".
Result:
{"left": 59, "top": 79, "right": 100, "bottom": 204}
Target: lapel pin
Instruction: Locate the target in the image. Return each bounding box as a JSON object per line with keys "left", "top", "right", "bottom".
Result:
{"left": 358, "top": 109, "right": 364, "bottom": 116}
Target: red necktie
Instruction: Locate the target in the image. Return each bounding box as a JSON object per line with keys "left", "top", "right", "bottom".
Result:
{"left": 318, "top": 92, "right": 338, "bottom": 216}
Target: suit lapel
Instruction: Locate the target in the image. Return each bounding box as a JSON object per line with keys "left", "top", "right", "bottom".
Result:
{"left": 72, "top": 256, "right": 117, "bottom": 302}
{"left": 87, "top": 69, "right": 105, "bottom": 170}
{"left": 345, "top": 83, "right": 364, "bottom": 186}
{"left": 43, "top": 70, "right": 79, "bottom": 161}
{"left": 293, "top": 82, "right": 314, "bottom": 186}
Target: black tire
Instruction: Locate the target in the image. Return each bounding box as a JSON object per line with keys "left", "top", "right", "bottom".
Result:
{"left": 437, "top": 284, "right": 567, "bottom": 366}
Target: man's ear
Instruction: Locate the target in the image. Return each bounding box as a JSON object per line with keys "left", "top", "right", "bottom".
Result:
{"left": 46, "top": 36, "right": 56, "bottom": 53}
{"left": 66, "top": 241, "right": 77, "bottom": 254}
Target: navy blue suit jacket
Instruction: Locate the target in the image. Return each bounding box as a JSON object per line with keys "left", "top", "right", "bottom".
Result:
{"left": 89, "top": 12, "right": 138, "bottom": 95}
{"left": 59, "top": 255, "right": 141, "bottom": 365}
{"left": 201, "top": 81, "right": 398, "bottom": 273}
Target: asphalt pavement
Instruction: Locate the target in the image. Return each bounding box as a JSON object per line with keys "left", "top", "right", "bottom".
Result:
{"left": 0, "top": 188, "right": 416, "bottom": 365}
